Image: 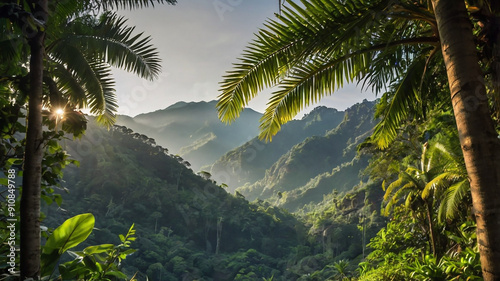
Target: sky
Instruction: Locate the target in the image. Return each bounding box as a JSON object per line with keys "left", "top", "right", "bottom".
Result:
{"left": 112, "top": 0, "right": 374, "bottom": 117}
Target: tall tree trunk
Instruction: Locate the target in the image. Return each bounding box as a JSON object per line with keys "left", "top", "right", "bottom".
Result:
{"left": 424, "top": 200, "right": 438, "bottom": 259}
{"left": 432, "top": 0, "right": 500, "bottom": 279}
{"left": 20, "top": 1, "right": 47, "bottom": 279}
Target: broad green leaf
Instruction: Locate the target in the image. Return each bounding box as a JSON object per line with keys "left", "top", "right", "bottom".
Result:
{"left": 41, "top": 213, "right": 95, "bottom": 277}
{"left": 43, "top": 213, "right": 95, "bottom": 254}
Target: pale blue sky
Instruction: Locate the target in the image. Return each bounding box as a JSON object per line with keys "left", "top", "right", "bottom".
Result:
{"left": 112, "top": 0, "right": 374, "bottom": 117}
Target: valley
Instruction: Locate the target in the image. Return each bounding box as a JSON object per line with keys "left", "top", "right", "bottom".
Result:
{"left": 42, "top": 100, "right": 384, "bottom": 280}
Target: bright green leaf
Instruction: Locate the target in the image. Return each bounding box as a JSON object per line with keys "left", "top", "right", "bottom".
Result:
{"left": 41, "top": 213, "right": 95, "bottom": 277}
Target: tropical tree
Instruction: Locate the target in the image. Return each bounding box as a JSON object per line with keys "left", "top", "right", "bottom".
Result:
{"left": 425, "top": 132, "right": 470, "bottom": 224}
{"left": 382, "top": 136, "right": 468, "bottom": 258}
{"left": 430, "top": 1, "right": 500, "bottom": 279}
{"left": 0, "top": 0, "right": 176, "bottom": 279}
{"left": 331, "top": 259, "right": 351, "bottom": 280}
{"left": 216, "top": 0, "right": 500, "bottom": 278}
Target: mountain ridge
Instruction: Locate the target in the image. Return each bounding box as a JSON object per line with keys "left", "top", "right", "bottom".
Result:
{"left": 210, "top": 99, "right": 377, "bottom": 211}
{"left": 116, "top": 100, "right": 261, "bottom": 171}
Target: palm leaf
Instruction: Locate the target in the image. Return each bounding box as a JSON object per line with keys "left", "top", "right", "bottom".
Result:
{"left": 383, "top": 182, "right": 417, "bottom": 216}
{"left": 96, "top": 0, "right": 177, "bottom": 10}
{"left": 86, "top": 61, "right": 118, "bottom": 126}
{"left": 47, "top": 1, "right": 86, "bottom": 27}
{"left": 217, "top": 0, "right": 383, "bottom": 125}
{"left": 383, "top": 176, "right": 404, "bottom": 201}
{"left": 259, "top": 53, "right": 369, "bottom": 140}
{"left": 51, "top": 62, "right": 87, "bottom": 108}
{"left": 371, "top": 54, "right": 428, "bottom": 148}
{"left": 50, "top": 43, "right": 117, "bottom": 125}
{"left": 48, "top": 13, "right": 161, "bottom": 81}
{"left": 217, "top": 21, "right": 305, "bottom": 123}
{"left": 437, "top": 179, "right": 470, "bottom": 222}
{"left": 421, "top": 172, "right": 461, "bottom": 199}
{"left": 44, "top": 11, "right": 165, "bottom": 125}
{"left": 217, "top": 0, "right": 439, "bottom": 142}
{"left": 67, "top": 0, "right": 177, "bottom": 12}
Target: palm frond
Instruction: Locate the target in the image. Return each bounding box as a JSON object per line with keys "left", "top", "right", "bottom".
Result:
{"left": 217, "top": 19, "right": 306, "bottom": 123}
{"left": 371, "top": 55, "right": 428, "bottom": 148}
{"left": 47, "top": 1, "right": 86, "bottom": 26}
{"left": 437, "top": 179, "right": 470, "bottom": 223}
{"left": 383, "top": 182, "right": 417, "bottom": 216}
{"left": 50, "top": 13, "right": 161, "bottom": 81}
{"left": 50, "top": 43, "right": 117, "bottom": 125}
{"left": 86, "top": 61, "right": 118, "bottom": 126}
{"left": 383, "top": 177, "right": 404, "bottom": 201}
{"left": 217, "top": 0, "right": 384, "bottom": 125}
{"left": 259, "top": 53, "right": 369, "bottom": 140}
{"left": 218, "top": 0, "right": 439, "bottom": 142}
{"left": 51, "top": 62, "right": 87, "bottom": 108}
{"left": 421, "top": 172, "right": 460, "bottom": 199}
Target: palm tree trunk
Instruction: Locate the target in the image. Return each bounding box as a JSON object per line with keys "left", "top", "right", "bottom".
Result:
{"left": 20, "top": 1, "right": 47, "bottom": 279}
{"left": 424, "top": 200, "right": 438, "bottom": 259}
{"left": 432, "top": 0, "right": 500, "bottom": 279}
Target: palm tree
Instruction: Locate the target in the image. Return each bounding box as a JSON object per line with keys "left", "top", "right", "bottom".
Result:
{"left": 1, "top": 1, "right": 176, "bottom": 278}
{"left": 430, "top": 1, "right": 500, "bottom": 279}
{"left": 330, "top": 259, "right": 350, "bottom": 280}
{"left": 383, "top": 137, "right": 467, "bottom": 258}
{"left": 216, "top": 0, "right": 500, "bottom": 277}
{"left": 423, "top": 132, "right": 469, "bottom": 224}
{"left": 383, "top": 144, "right": 435, "bottom": 256}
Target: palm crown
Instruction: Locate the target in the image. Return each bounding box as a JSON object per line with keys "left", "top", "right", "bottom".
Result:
{"left": 46, "top": 11, "right": 161, "bottom": 126}
{"left": 1, "top": 0, "right": 175, "bottom": 127}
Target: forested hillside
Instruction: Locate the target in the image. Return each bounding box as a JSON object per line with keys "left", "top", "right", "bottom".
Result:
{"left": 46, "top": 118, "right": 305, "bottom": 280}
{"left": 209, "top": 105, "right": 345, "bottom": 189}
{"left": 212, "top": 100, "right": 377, "bottom": 212}
{"left": 38, "top": 116, "right": 385, "bottom": 280}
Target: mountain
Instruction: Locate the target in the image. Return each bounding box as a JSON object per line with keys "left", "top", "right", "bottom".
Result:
{"left": 116, "top": 100, "right": 261, "bottom": 171}
{"left": 208, "top": 106, "right": 346, "bottom": 188}
{"left": 50, "top": 118, "right": 307, "bottom": 280}
{"left": 40, "top": 100, "right": 384, "bottom": 280}
{"left": 210, "top": 100, "right": 377, "bottom": 212}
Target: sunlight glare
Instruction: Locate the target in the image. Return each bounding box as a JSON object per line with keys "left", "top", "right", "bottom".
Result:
{"left": 55, "top": 108, "right": 64, "bottom": 117}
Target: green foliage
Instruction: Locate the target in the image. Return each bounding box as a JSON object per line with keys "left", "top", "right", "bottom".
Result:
{"left": 43, "top": 120, "right": 310, "bottom": 280}
{"left": 1, "top": 1, "right": 166, "bottom": 130}
{"left": 409, "top": 248, "right": 482, "bottom": 281}
{"left": 358, "top": 208, "right": 424, "bottom": 281}
{"left": 39, "top": 218, "right": 138, "bottom": 281}
{"left": 41, "top": 213, "right": 95, "bottom": 277}
{"left": 359, "top": 168, "right": 480, "bottom": 281}
{"left": 331, "top": 259, "right": 351, "bottom": 279}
